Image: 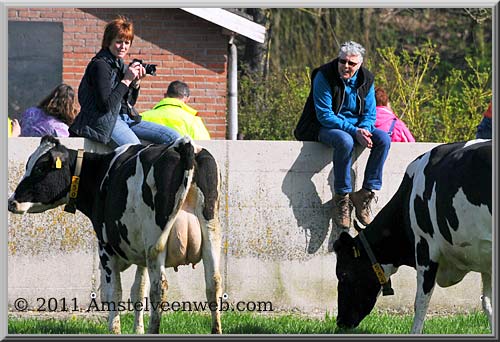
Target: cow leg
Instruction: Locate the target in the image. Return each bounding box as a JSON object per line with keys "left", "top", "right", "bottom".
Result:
{"left": 411, "top": 265, "right": 439, "bottom": 333}
{"left": 100, "top": 262, "right": 123, "bottom": 334}
{"left": 146, "top": 255, "right": 168, "bottom": 334}
{"left": 481, "top": 272, "right": 492, "bottom": 330}
{"left": 131, "top": 265, "right": 149, "bottom": 334}
{"left": 98, "top": 245, "right": 123, "bottom": 334}
{"left": 201, "top": 217, "right": 223, "bottom": 334}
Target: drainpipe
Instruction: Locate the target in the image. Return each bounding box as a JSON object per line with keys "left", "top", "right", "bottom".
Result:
{"left": 227, "top": 34, "right": 238, "bottom": 140}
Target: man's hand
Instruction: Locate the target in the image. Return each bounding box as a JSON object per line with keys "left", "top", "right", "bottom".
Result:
{"left": 355, "top": 128, "right": 373, "bottom": 148}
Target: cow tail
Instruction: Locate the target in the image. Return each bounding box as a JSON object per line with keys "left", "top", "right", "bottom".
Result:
{"left": 149, "top": 137, "right": 196, "bottom": 259}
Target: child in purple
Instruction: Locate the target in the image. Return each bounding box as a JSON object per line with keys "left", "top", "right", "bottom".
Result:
{"left": 20, "top": 83, "right": 77, "bottom": 137}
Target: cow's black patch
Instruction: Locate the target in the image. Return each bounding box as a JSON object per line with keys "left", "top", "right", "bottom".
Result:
{"left": 194, "top": 149, "right": 219, "bottom": 221}
{"left": 416, "top": 236, "right": 431, "bottom": 267}
{"left": 417, "top": 236, "right": 439, "bottom": 294}
{"left": 99, "top": 244, "right": 112, "bottom": 277}
{"left": 140, "top": 153, "right": 154, "bottom": 210}
{"left": 413, "top": 195, "right": 434, "bottom": 237}
{"left": 101, "top": 144, "right": 150, "bottom": 256}
{"left": 152, "top": 150, "right": 184, "bottom": 230}
{"left": 423, "top": 141, "right": 491, "bottom": 245}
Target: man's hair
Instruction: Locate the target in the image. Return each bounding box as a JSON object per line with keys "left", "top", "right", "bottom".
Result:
{"left": 338, "top": 40, "right": 366, "bottom": 63}
{"left": 38, "top": 83, "right": 77, "bottom": 125}
{"left": 375, "top": 87, "right": 389, "bottom": 106}
{"left": 166, "top": 80, "right": 190, "bottom": 99}
{"left": 102, "top": 16, "right": 134, "bottom": 49}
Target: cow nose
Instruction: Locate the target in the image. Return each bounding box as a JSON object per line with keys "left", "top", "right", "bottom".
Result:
{"left": 8, "top": 199, "right": 19, "bottom": 213}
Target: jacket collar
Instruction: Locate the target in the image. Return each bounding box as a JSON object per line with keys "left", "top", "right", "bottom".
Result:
{"left": 153, "top": 97, "right": 198, "bottom": 116}
{"left": 95, "top": 48, "right": 124, "bottom": 71}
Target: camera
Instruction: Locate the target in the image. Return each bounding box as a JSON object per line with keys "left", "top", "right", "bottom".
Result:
{"left": 130, "top": 58, "right": 157, "bottom": 76}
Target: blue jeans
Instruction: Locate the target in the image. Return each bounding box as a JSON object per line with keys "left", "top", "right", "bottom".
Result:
{"left": 318, "top": 127, "right": 391, "bottom": 194}
{"left": 110, "top": 114, "right": 181, "bottom": 147}
{"left": 476, "top": 117, "right": 492, "bottom": 139}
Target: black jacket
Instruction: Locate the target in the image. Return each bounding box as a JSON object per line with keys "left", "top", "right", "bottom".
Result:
{"left": 70, "top": 48, "right": 133, "bottom": 144}
{"left": 294, "top": 58, "right": 374, "bottom": 141}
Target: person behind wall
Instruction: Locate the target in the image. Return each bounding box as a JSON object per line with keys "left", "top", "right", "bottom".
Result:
{"left": 140, "top": 80, "right": 210, "bottom": 140}
{"left": 19, "top": 83, "right": 77, "bottom": 137}
{"left": 69, "top": 16, "right": 181, "bottom": 147}
{"left": 294, "top": 40, "right": 391, "bottom": 229}
{"left": 8, "top": 117, "right": 21, "bottom": 137}
{"left": 374, "top": 86, "right": 415, "bottom": 142}
{"left": 476, "top": 100, "right": 492, "bottom": 139}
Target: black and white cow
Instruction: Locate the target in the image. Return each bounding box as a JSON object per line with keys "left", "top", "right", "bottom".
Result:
{"left": 8, "top": 135, "right": 223, "bottom": 334}
{"left": 333, "top": 139, "right": 492, "bottom": 334}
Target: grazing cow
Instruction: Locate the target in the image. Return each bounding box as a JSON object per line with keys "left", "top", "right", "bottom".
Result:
{"left": 8, "top": 135, "right": 223, "bottom": 334}
{"left": 333, "top": 139, "right": 492, "bottom": 334}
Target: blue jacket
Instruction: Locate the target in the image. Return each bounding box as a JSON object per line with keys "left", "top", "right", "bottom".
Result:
{"left": 314, "top": 68, "right": 376, "bottom": 136}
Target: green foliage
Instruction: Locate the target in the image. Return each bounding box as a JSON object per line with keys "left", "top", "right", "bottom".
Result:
{"left": 239, "top": 41, "right": 492, "bottom": 142}
{"left": 238, "top": 68, "right": 310, "bottom": 140}
{"left": 8, "top": 310, "right": 490, "bottom": 334}
{"left": 374, "top": 42, "right": 491, "bottom": 142}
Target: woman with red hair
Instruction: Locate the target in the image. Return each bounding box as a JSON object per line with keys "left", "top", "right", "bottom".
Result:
{"left": 70, "top": 16, "right": 180, "bottom": 147}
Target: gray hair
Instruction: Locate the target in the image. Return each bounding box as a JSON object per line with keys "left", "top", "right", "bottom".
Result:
{"left": 338, "top": 41, "right": 366, "bottom": 63}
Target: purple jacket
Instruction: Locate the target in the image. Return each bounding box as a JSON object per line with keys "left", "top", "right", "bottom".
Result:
{"left": 20, "top": 107, "right": 70, "bottom": 137}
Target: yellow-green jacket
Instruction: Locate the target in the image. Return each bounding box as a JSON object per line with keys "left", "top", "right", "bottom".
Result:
{"left": 140, "top": 98, "right": 211, "bottom": 140}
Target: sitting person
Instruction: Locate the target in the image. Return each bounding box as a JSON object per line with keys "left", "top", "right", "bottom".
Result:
{"left": 375, "top": 87, "right": 415, "bottom": 142}
{"left": 69, "top": 16, "right": 180, "bottom": 147}
{"left": 8, "top": 117, "right": 21, "bottom": 137}
{"left": 476, "top": 100, "right": 492, "bottom": 139}
{"left": 141, "top": 80, "right": 210, "bottom": 140}
{"left": 20, "top": 83, "right": 77, "bottom": 137}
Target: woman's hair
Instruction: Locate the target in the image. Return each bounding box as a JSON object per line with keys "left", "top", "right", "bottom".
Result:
{"left": 101, "top": 16, "right": 134, "bottom": 49}
{"left": 338, "top": 40, "right": 366, "bottom": 63}
{"left": 38, "top": 83, "right": 77, "bottom": 125}
{"left": 375, "top": 86, "right": 389, "bottom": 106}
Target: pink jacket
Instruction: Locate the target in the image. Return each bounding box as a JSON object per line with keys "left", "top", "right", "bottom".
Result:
{"left": 375, "top": 106, "right": 415, "bottom": 142}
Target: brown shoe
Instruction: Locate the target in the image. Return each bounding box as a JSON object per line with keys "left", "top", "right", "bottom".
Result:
{"left": 333, "top": 193, "right": 353, "bottom": 229}
{"left": 350, "top": 188, "right": 375, "bottom": 225}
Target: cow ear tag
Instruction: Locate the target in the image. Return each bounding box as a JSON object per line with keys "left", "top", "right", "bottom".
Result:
{"left": 55, "top": 157, "right": 62, "bottom": 169}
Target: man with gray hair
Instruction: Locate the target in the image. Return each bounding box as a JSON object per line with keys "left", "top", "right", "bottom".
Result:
{"left": 294, "top": 40, "right": 391, "bottom": 229}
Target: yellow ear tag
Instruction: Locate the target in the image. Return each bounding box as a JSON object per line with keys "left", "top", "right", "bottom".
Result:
{"left": 55, "top": 157, "right": 62, "bottom": 169}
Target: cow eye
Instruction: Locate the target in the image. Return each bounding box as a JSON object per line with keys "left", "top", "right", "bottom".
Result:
{"left": 31, "top": 162, "right": 49, "bottom": 177}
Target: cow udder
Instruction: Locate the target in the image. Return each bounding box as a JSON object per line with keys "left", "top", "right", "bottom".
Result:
{"left": 165, "top": 208, "right": 202, "bottom": 271}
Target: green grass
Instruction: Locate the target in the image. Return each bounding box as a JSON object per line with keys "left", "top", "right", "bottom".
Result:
{"left": 8, "top": 310, "right": 491, "bottom": 335}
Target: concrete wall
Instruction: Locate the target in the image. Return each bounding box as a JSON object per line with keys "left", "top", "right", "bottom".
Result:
{"left": 7, "top": 138, "right": 483, "bottom": 315}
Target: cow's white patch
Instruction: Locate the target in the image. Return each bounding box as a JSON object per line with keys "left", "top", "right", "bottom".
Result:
{"left": 464, "top": 139, "right": 490, "bottom": 148}
{"left": 24, "top": 140, "right": 57, "bottom": 178}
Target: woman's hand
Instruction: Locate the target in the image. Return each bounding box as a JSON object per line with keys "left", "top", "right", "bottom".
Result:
{"left": 122, "top": 62, "right": 146, "bottom": 87}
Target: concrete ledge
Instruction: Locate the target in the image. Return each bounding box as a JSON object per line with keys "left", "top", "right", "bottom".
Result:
{"left": 8, "top": 137, "right": 482, "bottom": 315}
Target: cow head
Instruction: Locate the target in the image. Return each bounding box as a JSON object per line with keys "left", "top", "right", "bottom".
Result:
{"left": 8, "top": 135, "right": 73, "bottom": 214}
{"left": 333, "top": 232, "right": 381, "bottom": 329}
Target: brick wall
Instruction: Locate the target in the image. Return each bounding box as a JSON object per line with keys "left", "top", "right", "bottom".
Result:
{"left": 8, "top": 7, "right": 228, "bottom": 139}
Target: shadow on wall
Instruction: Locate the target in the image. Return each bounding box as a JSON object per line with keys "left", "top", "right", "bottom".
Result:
{"left": 281, "top": 143, "right": 358, "bottom": 254}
